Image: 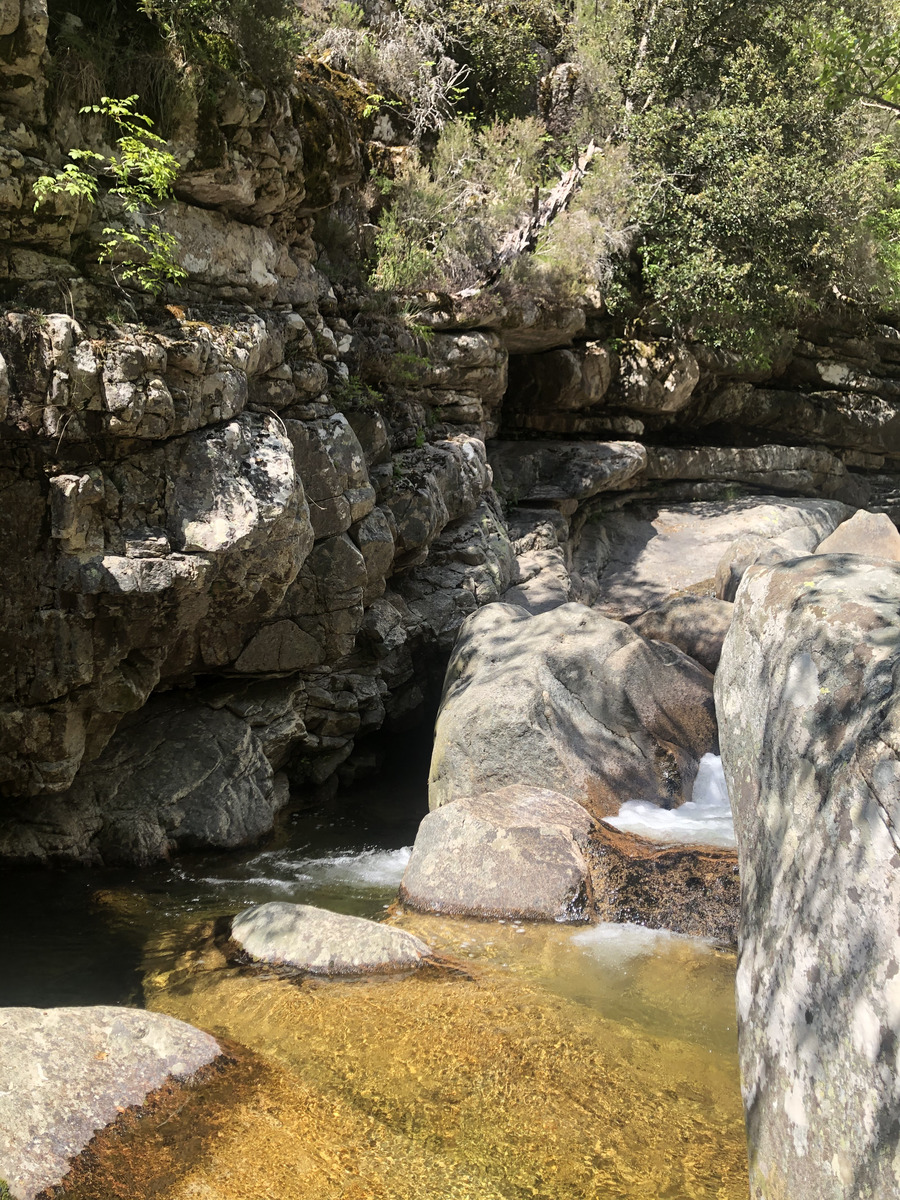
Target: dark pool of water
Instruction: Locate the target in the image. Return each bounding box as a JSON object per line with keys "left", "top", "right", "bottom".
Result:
{"left": 0, "top": 739, "right": 428, "bottom": 1009}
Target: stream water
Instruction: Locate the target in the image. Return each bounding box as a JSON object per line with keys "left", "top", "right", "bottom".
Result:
{"left": 0, "top": 748, "right": 748, "bottom": 1199}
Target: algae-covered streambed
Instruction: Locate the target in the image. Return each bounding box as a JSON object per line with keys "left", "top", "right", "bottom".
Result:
{"left": 1, "top": 784, "right": 747, "bottom": 1199}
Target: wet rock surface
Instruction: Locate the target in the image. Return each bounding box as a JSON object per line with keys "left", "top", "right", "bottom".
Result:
{"left": 717, "top": 555, "right": 900, "bottom": 1200}
{"left": 230, "top": 902, "right": 432, "bottom": 975}
{"left": 429, "top": 601, "right": 717, "bottom": 820}
{"left": 400, "top": 785, "right": 595, "bottom": 921}
{"left": 402, "top": 781, "right": 738, "bottom": 938}
{"left": 0, "top": 1005, "right": 220, "bottom": 1200}
{"left": 590, "top": 823, "right": 739, "bottom": 944}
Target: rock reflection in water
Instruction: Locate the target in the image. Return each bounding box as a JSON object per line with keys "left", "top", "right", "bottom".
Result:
{"left": 126, "top": 914, "right": 747, "bottom": 1200}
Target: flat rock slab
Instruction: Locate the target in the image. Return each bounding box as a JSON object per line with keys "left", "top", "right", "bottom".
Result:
{"left": 231, "top": 902, "right": 432, "bottom": 975}
{"left": 400, "top": 786, "right": 595, "bottom": 922}
{"left": 584, "top": 496, "right": 851, "bottom": 619}
{"left": 489, "top": 440, "right": 646, "bottom": 507}
{"left": 0, "top": 1006, "right": 220, "bottom": 1200}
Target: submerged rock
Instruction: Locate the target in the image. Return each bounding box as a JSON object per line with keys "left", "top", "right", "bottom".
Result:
{"left": 231, "top": 902, "right": 432, "bottom": 975}
{"left": 400, "top": 785, "right": 594, "bottom": 922}
{"left": 716, "top": 555, "right": 900, "bottom": 1199}
{"left": 429, "top": 601, "right": 717, "bottom": 820}
{"left": 0, "top": 1005, "right": 219, "bottom": 1200}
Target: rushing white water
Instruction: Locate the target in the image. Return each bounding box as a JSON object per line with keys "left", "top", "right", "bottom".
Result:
{"left": 284, "top": 846, "right": 413, "bottom": 887}
{"left": 199, "top": 846, "right": 413, "bottom": 892}
{"left": 604, "top": 753, "right": 736, "bottom": 848}
{"left": 571, "top": 921, "right": 714, "bottom": 964}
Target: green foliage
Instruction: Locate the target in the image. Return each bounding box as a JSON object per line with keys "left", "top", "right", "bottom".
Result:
{"left": 627, "top": 42, "right": 855, "bottom": 354}
{"left": 331, "top": 2, "right": 367, "bottom": 31}
{"left": 33, "top": 95, "right": 186, "bottom": 297}
{"left": 398, "top": 0, "right": 565, "bottom": 121}
{"left": 552, "top": 0, "right": 886, "bottom": 355}
{"left": 810, "top": 4, "right": 900, "bottom": 113}
{"left": 847, "top": 131, "right": 900, "bottom": 294}
{"left": 0, "top": 1179, "right": 11, "bottom": 1200}
{"left": 371, "top": 116, "right": 563, "bottom": 292}
{"left": 362, "top": 93, "right": 403, "bottom": 119}
{"left": 333, "top": 373, "right": 386, "bottom": 411}
{"left": 46, "top": 0, "right": 186, "bottom": 134}
{"left": 138, "top": 0, "right": 303, "bottom": 85}
{"left": 512, "top": 147, "right": 634, "bottom": 297}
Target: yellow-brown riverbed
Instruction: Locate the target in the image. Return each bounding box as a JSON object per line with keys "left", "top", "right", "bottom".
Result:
{"left": 5, "top": 793, "right": 748, "bottom": 1200}
{"left": 108, "top": 911, "right": 749, "bottom": 1200}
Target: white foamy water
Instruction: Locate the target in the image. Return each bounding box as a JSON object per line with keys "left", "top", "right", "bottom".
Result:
{"left": 295, "top": 846, "right": 413, "bottom": 886}
{"left": 604, "top": 754, "right": 736, "bottom": 848}
{"left": 571, "top": 922, "right": 714, "bottom": 964}
{"left": 201, "top": 846, "right": 412, "bottom": 891}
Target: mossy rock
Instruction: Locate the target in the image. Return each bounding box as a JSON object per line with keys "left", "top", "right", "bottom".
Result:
{"left": 291, "top": 61, "right": 365, "bottom": 209}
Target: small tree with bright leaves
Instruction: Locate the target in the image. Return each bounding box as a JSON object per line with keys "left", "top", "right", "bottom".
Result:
{"left": 33, "top": 95, "right": 186, "bottom": 298}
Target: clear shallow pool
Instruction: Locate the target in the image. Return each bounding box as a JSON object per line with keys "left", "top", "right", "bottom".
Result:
{"left": 0, "top": 766, "right": 747, "bottom": 1200}
{"left": 137, "top": 904, "right": 746, "bottom": 1200}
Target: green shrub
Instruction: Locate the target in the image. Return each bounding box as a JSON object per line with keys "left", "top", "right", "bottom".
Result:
{"left": 398, "top": 0, "right": 565, "bottom": 121}
{"left": 370, "top": 116, "right": 559, "bottom": 293}
{"left": 626, "top": 36, "right": 861, "bottom": 357}
{"left": 33, "top": 95, "right": 186, "bottom": 298}
{"left": 509, "top": 147, "right": 634, "bottom": 298}
{"left": 138, "top": 0, "right": 303, "bottom": 85}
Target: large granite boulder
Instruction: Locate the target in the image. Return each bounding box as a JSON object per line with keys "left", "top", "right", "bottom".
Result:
{"left": 0, "top": 1006, "right": 220, "bottom": 1200}
{"left": 629, "top": 595, "right": 734, "bottom": 673}
{"left": 716, "top": 555, "right": 900, "bottom": 1199}
{"left": 816, "top": 508, "right": 900, "bottom": 559}
{"left": 714, "top": 522, "right": 824, "bottom": 602}
{"left": 400, "top": 785, "right": 595, "bottom": 921}
{"left": 231, "top": 902, "right": 431, "bottom": 975}
{"left": 429, "top": 602, "right": 718, "bottom": 820}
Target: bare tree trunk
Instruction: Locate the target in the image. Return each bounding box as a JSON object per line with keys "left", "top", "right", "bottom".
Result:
{"left": 467, "top": 142, "right": 597, "bottom": 290}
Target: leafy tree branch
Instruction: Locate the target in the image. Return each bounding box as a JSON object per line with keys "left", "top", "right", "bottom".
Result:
{"left": 33, "top": 94, "right": 186, "bottom": 297}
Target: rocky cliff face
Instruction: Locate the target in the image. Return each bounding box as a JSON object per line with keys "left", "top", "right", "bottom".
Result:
{"left": 3, "top": 1, "right": 900, "bottom": 863}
